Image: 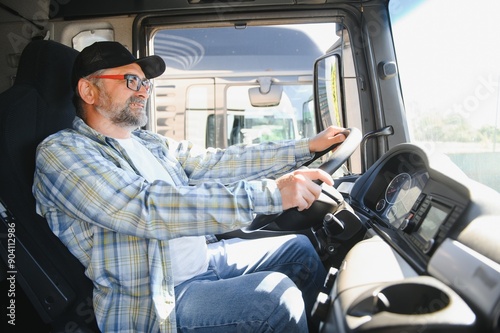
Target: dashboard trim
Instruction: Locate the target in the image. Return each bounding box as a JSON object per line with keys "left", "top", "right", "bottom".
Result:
{"left": 428, "top": 238, "right": 500, "bottom": 329}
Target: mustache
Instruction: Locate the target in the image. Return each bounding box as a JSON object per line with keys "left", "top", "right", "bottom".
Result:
{"left": 129, "top": 97, "right": 147, "bottom": 106}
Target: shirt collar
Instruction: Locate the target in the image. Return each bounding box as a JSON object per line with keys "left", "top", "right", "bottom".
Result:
{"left": 72, "top": 116, "right": 167, "bottom": 149}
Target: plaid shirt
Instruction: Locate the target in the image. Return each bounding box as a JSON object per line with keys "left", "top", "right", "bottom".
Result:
{"left": 33, "top": 117, "right": 313, "bottom": 333}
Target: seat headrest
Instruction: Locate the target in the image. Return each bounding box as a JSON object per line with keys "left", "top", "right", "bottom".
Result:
{"left": 15, "top": 40, "right": 79, "bottom": 105}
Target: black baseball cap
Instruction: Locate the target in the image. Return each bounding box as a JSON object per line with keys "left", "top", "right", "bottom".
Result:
{"left": 72, "top": 41, "right": 166, "bottom": 88}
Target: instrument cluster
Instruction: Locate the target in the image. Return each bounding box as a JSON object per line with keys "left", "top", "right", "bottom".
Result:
{"left": 361, "top": 151, "right": 429, "bottom": 229}
{"left": 375, "top": 170, "right": 429, "bottom": 229}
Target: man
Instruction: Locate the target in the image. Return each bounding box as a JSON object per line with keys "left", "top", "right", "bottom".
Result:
{"left": 33, "top": 41, "right": 346, "bottom": 332}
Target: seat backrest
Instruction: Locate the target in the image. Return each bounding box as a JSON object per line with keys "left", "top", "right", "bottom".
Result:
{"left": 0, "top": 40, "right": 99, "bottom": 332}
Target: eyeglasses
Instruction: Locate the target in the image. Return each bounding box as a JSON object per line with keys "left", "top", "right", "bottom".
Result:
{"left": 89, "top": 74, "right": 152, "bottom": 94}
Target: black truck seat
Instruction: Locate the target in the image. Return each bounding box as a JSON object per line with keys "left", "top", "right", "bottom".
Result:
{"left": 0, "top": 40, "right": 99, "bottom": 332}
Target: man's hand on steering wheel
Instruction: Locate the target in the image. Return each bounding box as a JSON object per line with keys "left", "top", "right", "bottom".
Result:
{"left": 308, "top": 125, "right": 347, "bottom": 154}
{"left": 275, "top": 127, "right": 347, "bottom": 212}
{"left": 276, "top": 169, "right": 334, "bottom": 211}
{"left": 247, "top": 126, "right": 361, "bottom": 231}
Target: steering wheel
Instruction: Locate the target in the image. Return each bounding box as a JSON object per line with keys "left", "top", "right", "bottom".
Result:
{"left": 248, "top": 127, "right": 363, "bottom": 231}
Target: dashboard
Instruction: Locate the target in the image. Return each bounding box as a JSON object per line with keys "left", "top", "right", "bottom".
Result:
{"left": 326, "top": 143, "right": 500, "bottom": 333}
{"left": 349, "top": 146, "right": 470, "bottom": 269}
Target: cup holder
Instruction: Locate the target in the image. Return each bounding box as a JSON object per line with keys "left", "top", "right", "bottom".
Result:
{"left": 343, "top": 277, "right": 477, "bottom": 332}
{"left": 348, "top": 281, "right": 450, "bottom": 317}
{"left": 376, "top": 283, "right": 450, "bottom": 315}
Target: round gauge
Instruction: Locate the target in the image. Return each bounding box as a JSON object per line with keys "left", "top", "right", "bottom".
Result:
{"left": 386, "top": 205, "right": 404, "bottom": 228}
{"left": 385, "top": 172, "right": 412, "bottom": 204}
{"left": 375, "top": 198, "right": 386, "bottom": 211}
{"left": 386, "top": 204, "right": 399, "bottom": 220}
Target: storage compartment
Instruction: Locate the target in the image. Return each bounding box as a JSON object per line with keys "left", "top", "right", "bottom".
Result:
{"left": 319, "top": 238, "right": 477, "bottom": 333}
{"left": 334, "top": 276, "right": 476, "bottom": 332}
{"left": 348, "top": 282, "right": 450, "bottom": 316}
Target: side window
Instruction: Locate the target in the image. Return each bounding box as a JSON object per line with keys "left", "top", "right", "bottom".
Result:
{"left": 389, "top": 0, "right": 500, "bottom": 192}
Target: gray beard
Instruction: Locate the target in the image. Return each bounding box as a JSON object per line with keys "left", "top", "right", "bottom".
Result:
{"left": 111, "top": 98, "right": 148, "bottom": 129}
{"left": 96, "top": 93, "right": 148, "bottom": 129}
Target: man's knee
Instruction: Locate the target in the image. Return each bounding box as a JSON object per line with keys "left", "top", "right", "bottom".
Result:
{"left": 293, "top": 234, "right": 317, "bottom": 252}
{"left": 283, "top": 234, "right": 317, "bottom": 256}
{"left": 242, "top": 272, "right": 307, "bottom": 332}
{"left": 282, "top": 235, "right": 323, "bottom": 275}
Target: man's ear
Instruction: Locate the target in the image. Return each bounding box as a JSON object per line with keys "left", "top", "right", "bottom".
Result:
{"left": 77, "top": 79, "right": 97, "bottom": 105}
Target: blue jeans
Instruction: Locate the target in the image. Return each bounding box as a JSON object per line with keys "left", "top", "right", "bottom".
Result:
{"left": 174, "top": 234, "right": 327, "bottom": 333}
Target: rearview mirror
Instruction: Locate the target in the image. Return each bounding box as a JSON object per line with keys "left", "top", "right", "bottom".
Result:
{"left": 249, "top": 77, "right": 283, "bottom": 107}
{"left": 314, "top": 54, "right": 343, "bottom": 129}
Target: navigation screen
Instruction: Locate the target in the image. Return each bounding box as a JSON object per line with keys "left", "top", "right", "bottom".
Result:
{"left": 417, "top": 205, "right": 449, "bottom": 241}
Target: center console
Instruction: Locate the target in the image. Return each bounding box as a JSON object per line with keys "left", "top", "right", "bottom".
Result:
{"left": 316, "top": 236, "right": 477, "bottom": 332}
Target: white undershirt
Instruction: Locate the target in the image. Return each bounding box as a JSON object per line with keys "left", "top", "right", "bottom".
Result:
{"left": 116, "top": 137, "right": 209, "bottom": 286}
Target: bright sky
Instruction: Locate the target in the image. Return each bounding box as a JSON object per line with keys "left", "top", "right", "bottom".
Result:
{"left": 390, "top": 0, "right": 500, "bottom": 129}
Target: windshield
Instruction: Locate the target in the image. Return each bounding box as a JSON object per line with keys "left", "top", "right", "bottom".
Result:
{"left": 151, "top": 23, "right": 338, "bottom": 148}
{"left": 389, "top": 0, "right": 500, "bottom": 192}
